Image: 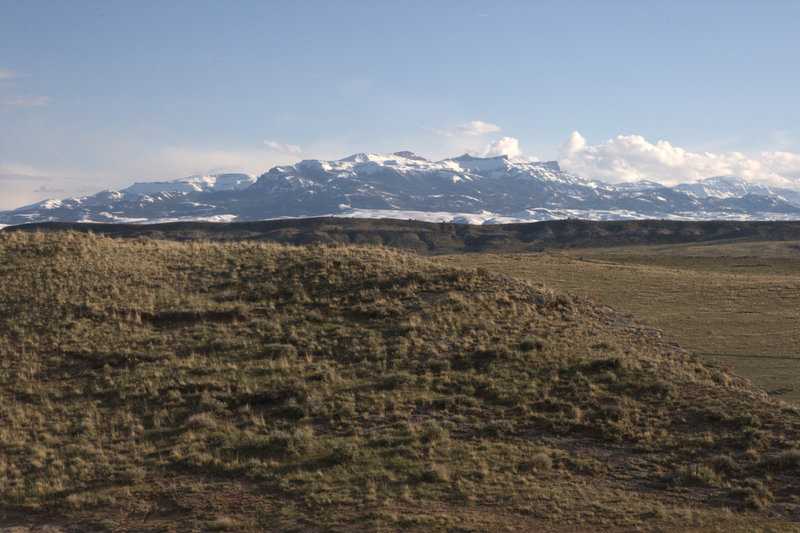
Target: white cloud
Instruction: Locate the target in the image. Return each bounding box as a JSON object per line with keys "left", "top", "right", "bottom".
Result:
{"left": 428, "top": 121, "right": 511, "bottom": 159}
{"left": 477, "top": 136, "right": 525, "bottom": 159}
{"left": 0, "top": 161, "right": 77, "bottom": 210}
{"left": 153, "top": 145, "right": 298, "bottom": 179}
{"left": 0, "top": 95, "right": 50, "bottom": 111}
{"left": 434, "top": 120, "right": 502, "bottom": 138}
{"left": 0, "top": 70, "right": 49, "bottom": 111}
{"left": 263, "top": 140, "right": 302, "bottom": 155}
{"left": 760, "top": 151, "right": 800, "bottom": 179}
{"left": 0, "top": 141, "right": 306, "bottom": 210}
{"left": 0, "top": 69, "right": 19, "bottom": 80}
{"left": 0, "top": 161, "right": 48, "bottom": 181}
{"left": 0, "top": 187, "right": 50, "bottom": 211}
{"left": 559, "top": 131, "right": 800, "bottom": 189}
{"left": 33, "top": 185, "right": 66, "bottom": 193}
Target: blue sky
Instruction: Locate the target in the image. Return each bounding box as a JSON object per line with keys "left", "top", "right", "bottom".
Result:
{"left": 2, "top": 0, "right": 800, "bottom": 209}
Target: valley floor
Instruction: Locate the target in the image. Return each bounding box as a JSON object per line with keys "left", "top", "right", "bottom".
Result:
{"left": 439, "top": 239, "right": 800, "bottom": 404}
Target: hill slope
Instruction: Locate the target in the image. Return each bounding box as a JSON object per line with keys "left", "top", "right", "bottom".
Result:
{"left": 1, "top": 232, "right": 799, "bottom": 531}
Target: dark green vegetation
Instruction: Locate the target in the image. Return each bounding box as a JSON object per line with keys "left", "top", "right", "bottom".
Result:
{"left": 2, "top": 231, "right": 800, "bottom": 531}
{"left": 9, "top": 218, "right": 800, "bottom": 252}
{"left": 441, "top": 240, "right": 800, "bottom": 404}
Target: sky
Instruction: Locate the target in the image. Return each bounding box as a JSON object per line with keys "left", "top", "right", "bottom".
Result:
{"left": 2, "top": 0, "right": 800, "bottom": 210}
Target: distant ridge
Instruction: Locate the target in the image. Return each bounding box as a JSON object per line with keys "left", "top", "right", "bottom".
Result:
{"left": 2, "top": 151, "right": 800, "bottom": 226}
{"left": 6, "top": 218, "right": 800, "bottom": 253}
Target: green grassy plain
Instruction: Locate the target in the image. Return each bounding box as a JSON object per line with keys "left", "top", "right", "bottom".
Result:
{"left": 1, "top": 232, "right": 800, "bottom": 531}
{"left": 439, "top": 240, "right": 800, "bottom": 404}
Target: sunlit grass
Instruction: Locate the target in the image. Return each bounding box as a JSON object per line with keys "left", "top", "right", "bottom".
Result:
{"left": 439, "top": 241, "right": 800, "bottom": 403}
{"left": 1, "top": 231, "right": 799, "bottom": 531}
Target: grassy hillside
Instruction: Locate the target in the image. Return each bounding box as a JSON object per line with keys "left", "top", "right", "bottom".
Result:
{"left": 1, "top": 232, "right": 800, "bottom": 531}
{"left": 440, "top": 241, "right": 800, "bottom": 404}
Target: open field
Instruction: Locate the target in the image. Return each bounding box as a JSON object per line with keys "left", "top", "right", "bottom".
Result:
{"left": 2, "top": 231, "right": 800, "bottom": 531}
{"left": 439, "top": 240, "right": 800, "bottom": 404}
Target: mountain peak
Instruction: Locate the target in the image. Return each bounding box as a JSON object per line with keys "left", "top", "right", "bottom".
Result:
{"left": 535, "top": 161, "right": 561, "bottom": 172}
{"left": 698, "top": 176, "right": 750, "bottom": 186}
{"left": 449, "top": 153, "right": 509, "bottom": 163}
{"left": 3, "top": 151, "right": 800, "bottom": 227}
{"left": 339, "top": 152, "right": 427, "bottom": 164}
{"left": 392, "top": 151, "right": 427, "bottom": 161}
{"left": 123, "top": 173, "right": 256, "bottom": 195}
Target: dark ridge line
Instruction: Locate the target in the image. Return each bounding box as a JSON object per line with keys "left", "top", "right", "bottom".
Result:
{"left": 4, "top": 217, "right": 800, "bottom": 253}
{"left": 699, "top": 353, "right": 800, "bottom": 361}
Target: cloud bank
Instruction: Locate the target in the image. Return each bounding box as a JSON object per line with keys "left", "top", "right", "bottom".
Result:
{"left": 447, "top": 121, "right": 502, "bottom": 137}
{"left": 478, "top": 137, "right": 525, "bottom": 160}
{"left": 0, "top": 96, "right": 50, "bottom": 111}
{"left": 263, "top": 140, "right": 302, "bottom": 155}
{"left": 430, "top": 121, "right": 502, "bottom": 138}
{"left": 0, "top": 142, "right": 304, "bottom": 210}
{"left": 0, "top": 68, "right": 49, "bottom": 111}
{"left": 0, "top": 161, "right": 79, "bottom": 210}
{"left": 6, "top": 128, "right": 800, "bottom": 212}
{"left": 559, "top": 131, "right": 800, "bottom": 190}
{"left": 0, "top": 69, "right": 20, "bottom": 80}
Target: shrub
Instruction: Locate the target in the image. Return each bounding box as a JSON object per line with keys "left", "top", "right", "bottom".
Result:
{"left": 731, "top": 481, "right": 774, "bottom": 510}
{"left": 208, "top": 516, "right": 238, "bottom": 531}
{"left": 519, "top": 338, "right": 546, "bottom": 352}
{"left": 381, "top": 372, "right": 414, "bottom": 390}
{"left": 185, "top": 413, "right": 216, "bottom": 430}
{"left": 738, "top": 428, "right": 769, "bottom": 450}
{"left": 554, "top": 293, "right": 573, "bottom": 308}
{"left": 766, "top": 449, "right": 800, "bottom": 475}
{"left": 708, "top": 454, "right": 739, "bottom": 476}
{"left": 522, "top": 453, "right": 553, "bottom": 473}
{"left": 479, "top": 420, "right": 515, "bottom": 438}
{"left": 268, "top": 427, "right": 313, "bottom": 456}
{"left": 419, "top": 420, "right": 448, "bottom": 444}
{"left": 261, "top": 343, "right": 298, "bottom": 359}
{"left": 470, "top": 346, "right": 514, "bottom": 369}
{"left": 418, "top": 463, "right": 450, "bottom": 483}
{"left": 675, "top": 464, "right": 719, "bottom": 487}
{"left": 327, "top": 442, "right": 362, "bottom": 465}
{"left": 240, "top": 427, "right": 314, "bottom": 458}
{"left": 584, "top": 357, "right": 622, "bottom": 373}
{"left": 276, "top": 399, "right": 306, "bottom": 420}
{"left": 198, "top": 391, "right": 227, "bottom": 412}
{"left": 426, "top": 358, "right": 450, "bottom": 373}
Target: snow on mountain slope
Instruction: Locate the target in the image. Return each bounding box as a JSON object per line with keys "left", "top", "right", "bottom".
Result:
{"left": 1, "top": 152, "right": 799, "bottom": 226}
{"left": 614, "top": 180, "right": 667, "bottom": 191}
{"left": 676, "top": 176, "right": 772, "bottom": 199}
{"left": 674, "top": 176, "right": 800, "bottom": 206}
{"left": 123, "top": 173, "right": 256, "bottom": 195}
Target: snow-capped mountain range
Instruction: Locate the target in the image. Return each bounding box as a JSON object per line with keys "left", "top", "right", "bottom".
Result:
{"left": 2, "top": 151, "right": 800, "bottom": 227}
